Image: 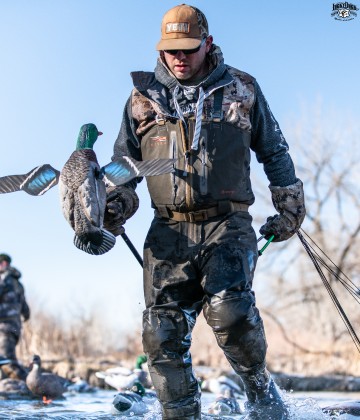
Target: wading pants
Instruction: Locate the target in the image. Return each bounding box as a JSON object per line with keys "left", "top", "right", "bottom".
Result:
{"left": 142, "top": 211, "right": 268, "bottom": 419}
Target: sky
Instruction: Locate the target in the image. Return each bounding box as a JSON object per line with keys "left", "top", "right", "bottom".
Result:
{"left": 0, "top": 0, "right": 359, "bottom": 342}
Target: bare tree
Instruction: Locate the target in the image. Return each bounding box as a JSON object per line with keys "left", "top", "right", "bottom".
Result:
{"left": 252, "top": 102, "right": 360, "bottom": 375}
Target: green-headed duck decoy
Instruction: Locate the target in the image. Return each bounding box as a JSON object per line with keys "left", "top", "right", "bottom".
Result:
{"left": 0, "top": 123, "right": 175, "bottom": 255}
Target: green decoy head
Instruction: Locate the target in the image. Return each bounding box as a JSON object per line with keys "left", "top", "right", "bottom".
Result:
{"left": 135, "top": 355, "right": 147, "bottom": 369}
{"left": 131, "top": 381, "right": 146, "bottom": 397}
{"left": 76, "top": 123, "right": 103, "bottom": 150}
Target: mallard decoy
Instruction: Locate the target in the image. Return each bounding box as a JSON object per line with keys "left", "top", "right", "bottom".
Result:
{"left": 207, "top": 388, "right": 243, "bottom": 416}
{"left": 0, "top": 123, "right": 176, "bottom": 255}
{"left": 95, "top": 354, "right": 150, "bottom": 391}
{"left": 111, "top": 390, "right": 149, "bottom": 416}
{"left": 25, "top": 354, "right": 69, "bottom": 403}
{"left": 58, "top": 123, "right": 114, "bottom": 255}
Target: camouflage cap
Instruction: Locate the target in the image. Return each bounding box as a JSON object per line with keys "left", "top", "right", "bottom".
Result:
{"left": 156, "top": 4, "right": 209, "bottom": 51}
{"left": 0, "top": 253, "right": 11, "bottom": 264}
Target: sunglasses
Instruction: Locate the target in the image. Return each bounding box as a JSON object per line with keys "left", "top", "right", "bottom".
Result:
{"left": 164, "top": 38, "right": 206, "bottom": 56}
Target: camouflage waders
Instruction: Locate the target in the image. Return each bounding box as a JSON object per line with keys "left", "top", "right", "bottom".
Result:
{"left": 142, "top": 211, "right": 267, "bottom": 419}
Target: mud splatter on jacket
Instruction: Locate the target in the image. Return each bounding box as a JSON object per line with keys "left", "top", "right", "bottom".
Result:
{"left": 113, "top": 45, "right": 297, "bottom": 212}
{"left": 0, "top": 267, "right": 30, "bottom": 337}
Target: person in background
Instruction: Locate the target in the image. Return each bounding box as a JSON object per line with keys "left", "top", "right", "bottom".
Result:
{"left": 103, "top": 4, "right": 305, "bottom": 419}
{"left": 0, "top": 253, "right": 30, "bottom": 380}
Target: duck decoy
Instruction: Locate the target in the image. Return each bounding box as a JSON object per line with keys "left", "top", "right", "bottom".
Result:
{"left": 0, "top": 123, "right": 176, "bottom": 255}
{"left": 201, "top": 374, "right": 243, "bottom": 396}
{"left": 25, "top": 354, "right": 69, "bottom": 403}
{"left": 66, "top": 376, "right": 95, "bottom": 393}
{"left": 322, "top": 400, "right": 360, "bottom": 417}
{"left": 207, "top": 387, "right": 243, "bottom": 416}
{"left": 0, "top": 378, "right": 33, "bottom": 398}
{"left": 111, "top": 389, "right": 149, "bottom": 416}
{"left": 95, "top": 354, "right": 150, "bottom": 391}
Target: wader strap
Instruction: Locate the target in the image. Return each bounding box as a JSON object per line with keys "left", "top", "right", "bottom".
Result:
{"left": 156, "top": 201, "right": 249, "bottom": 222}
{"left": 212, "top": 87, "right": 224, "bottom": 122}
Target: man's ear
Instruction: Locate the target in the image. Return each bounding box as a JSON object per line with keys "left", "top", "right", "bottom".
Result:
{"left": 205, "top": 35, "right": 213, "bottom": 53}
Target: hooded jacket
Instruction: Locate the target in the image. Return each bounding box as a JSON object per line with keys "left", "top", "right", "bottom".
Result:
{"left": 0, "top": 267, "right": 30, "bottom": 336}
{"left": 113, "top": 45, "right": 297, "bottom": 213}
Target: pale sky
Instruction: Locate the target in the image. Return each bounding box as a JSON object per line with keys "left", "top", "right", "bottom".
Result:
{"left": 1, "top": 0, "right": 359, "bottom": 340}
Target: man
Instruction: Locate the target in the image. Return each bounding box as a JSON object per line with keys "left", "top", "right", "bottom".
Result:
{"left": 0, "top": 253, "right": 30, "bottom": 380}
{"left": 104, "top": 4, "right": 305, "bottom": 419}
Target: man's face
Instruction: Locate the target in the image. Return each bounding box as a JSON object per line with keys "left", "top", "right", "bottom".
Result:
{"left": 163, "top": 36, "right": 213, "bottom": 82}
{"left": 0, "top": 261, "right": 9, "bottom": 273}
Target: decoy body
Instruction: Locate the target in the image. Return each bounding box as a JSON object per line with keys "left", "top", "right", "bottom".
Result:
{"left": 111, "top": 390, "right": 149, "bottom": 416}
{"left": 25, "top": 354, "right": 69, "bottom": 402}
{"left": 0, "top": 123, "right": 175, "bottom": 255}
{"left": 207, "top": 388, "right": 243, "bottom": 416}
{"left": 95, "top": 354, "right": 150, "bottom": 391}
{"left": 201, "top": 374, "right": 243, "bottom": 396}
{"left": 66, "top": 376, "right": 95, "bottom": 393}
{"left": 322, "top": 400, "right": 360, "bottom": 417}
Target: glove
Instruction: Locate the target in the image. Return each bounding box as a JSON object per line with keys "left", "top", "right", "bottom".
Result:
{"left": 260, "top": 179, "right": 306, "bottom": 242}
{"left": 103, "top": 186, "right": 139, "bottom": 236}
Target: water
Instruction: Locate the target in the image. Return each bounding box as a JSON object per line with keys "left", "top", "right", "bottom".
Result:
{"left": 0, "top": 389, "right": 359, "bottom": 419}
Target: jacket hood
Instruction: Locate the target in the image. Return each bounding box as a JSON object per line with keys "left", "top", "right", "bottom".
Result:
{"left": 154, "top": 43, "right": 227, "bottom": 92}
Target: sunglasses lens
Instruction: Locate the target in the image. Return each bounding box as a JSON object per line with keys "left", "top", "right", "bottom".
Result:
{"left": 164, "top": 38, "right": 206, "bottom": 56}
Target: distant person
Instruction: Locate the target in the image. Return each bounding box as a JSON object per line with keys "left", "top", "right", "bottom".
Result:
{"left": 0, "top": 253, "right": 30, "bottom": 380}
{"left": 103, "top": 4, "right": 305, "bottom": 419}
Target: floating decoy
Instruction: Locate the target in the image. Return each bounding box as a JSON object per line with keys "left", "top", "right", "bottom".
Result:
{"left": 111, "top": 390, "right": 149, "bottom": 416}
{"left": 207, "top": 388, "right": 243, "bottom": 416}
{"left": 0, "top": 378, "right": 33, "bottom": 398}
{"left": 0, "top": 123, "right": 175, "bottom": 255}
{"left": 25, "top": 354, "right": 69, "bottom": 403}
{"left": 66, "top": 376, "right": 95, "bottom": 393}
{"left": 322, "top": 400, "right": 360, "bottom": 417}
{"left": 95, "top": 354, "right": 150, "bottom": 391}
{"left": 201, "top": 374, "right": 243, "bottom": 396}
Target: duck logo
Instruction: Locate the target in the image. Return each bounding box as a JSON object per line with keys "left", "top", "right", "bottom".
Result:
{"left": 331, "top": 2, "right": 358, "bottom": 20}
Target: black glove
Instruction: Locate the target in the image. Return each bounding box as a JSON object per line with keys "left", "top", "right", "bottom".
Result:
{"left": 260, "top": 179, "right": 306, "bottom": 242}
{"left": 103, "top": 186, "right": 139, "bottom": 236}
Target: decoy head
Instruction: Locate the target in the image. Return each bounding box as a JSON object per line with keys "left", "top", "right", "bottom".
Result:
{"left": 135, "top": 355, "right": 147, "bottom": 369}
{"left": 29, "top": 354, "right": 41, "bottom": 370}
{"left": 76, "top": 123, "right": 103, "bottom": 150}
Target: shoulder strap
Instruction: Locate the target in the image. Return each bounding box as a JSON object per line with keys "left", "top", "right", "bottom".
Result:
{"left": 212, "top": 87, "right": 224, "bottom": 122}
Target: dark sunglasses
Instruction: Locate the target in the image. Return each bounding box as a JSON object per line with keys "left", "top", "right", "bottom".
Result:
{"left": 164, "top": 37, "right": 206, "bottom": 56}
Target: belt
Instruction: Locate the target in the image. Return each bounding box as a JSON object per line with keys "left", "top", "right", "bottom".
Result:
{"left": 156, "top": 201, "right": 249, "bottom": 222}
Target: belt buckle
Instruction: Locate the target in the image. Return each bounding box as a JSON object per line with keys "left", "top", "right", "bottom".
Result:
{"left": 187, "top": 210, "right": 208, "bottom": 222}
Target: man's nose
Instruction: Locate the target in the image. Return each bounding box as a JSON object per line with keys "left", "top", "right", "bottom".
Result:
{"left": 174, "top": 51, "right": 187, "bottom": 60}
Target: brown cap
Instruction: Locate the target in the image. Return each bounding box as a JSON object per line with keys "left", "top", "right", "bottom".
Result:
{"left": 156, "top": 4, "right": 208, "bottom": 51}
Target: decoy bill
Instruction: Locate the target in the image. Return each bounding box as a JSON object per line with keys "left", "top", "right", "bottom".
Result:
{"left": 0, "top": 123, "right": 176, "bottom": 255}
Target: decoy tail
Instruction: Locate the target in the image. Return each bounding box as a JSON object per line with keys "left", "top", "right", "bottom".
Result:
{"left": 73, "top": 228, "right": 116, "bottom": 255}
{"left": 0, "top": 164, "right": 60, "bottom": 196}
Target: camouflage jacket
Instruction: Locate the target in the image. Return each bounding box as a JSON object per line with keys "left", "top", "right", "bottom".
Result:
{"left": 0, "top": 267, "right": 30, "bottom": 335}
{"left": 112, "top": 45, "right": 297, "bottom": 209}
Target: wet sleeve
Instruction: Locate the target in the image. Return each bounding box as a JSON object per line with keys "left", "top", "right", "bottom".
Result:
{"left": 112, "top": 94, "right": 142, "bottom": 190}
{"left": 250, "top": 81, "right": 297, "bottom": 187}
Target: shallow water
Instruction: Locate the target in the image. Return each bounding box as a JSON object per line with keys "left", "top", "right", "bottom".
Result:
{"left": 0, "top": 389, "right": 359, "bottom": 419}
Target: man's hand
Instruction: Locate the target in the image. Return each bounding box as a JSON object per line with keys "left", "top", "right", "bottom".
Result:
{"left": 260, "top": 179, "right": 306, "bottom": 242}
{"left": 103, "top": 186, "right": 139, "bottom": 236}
